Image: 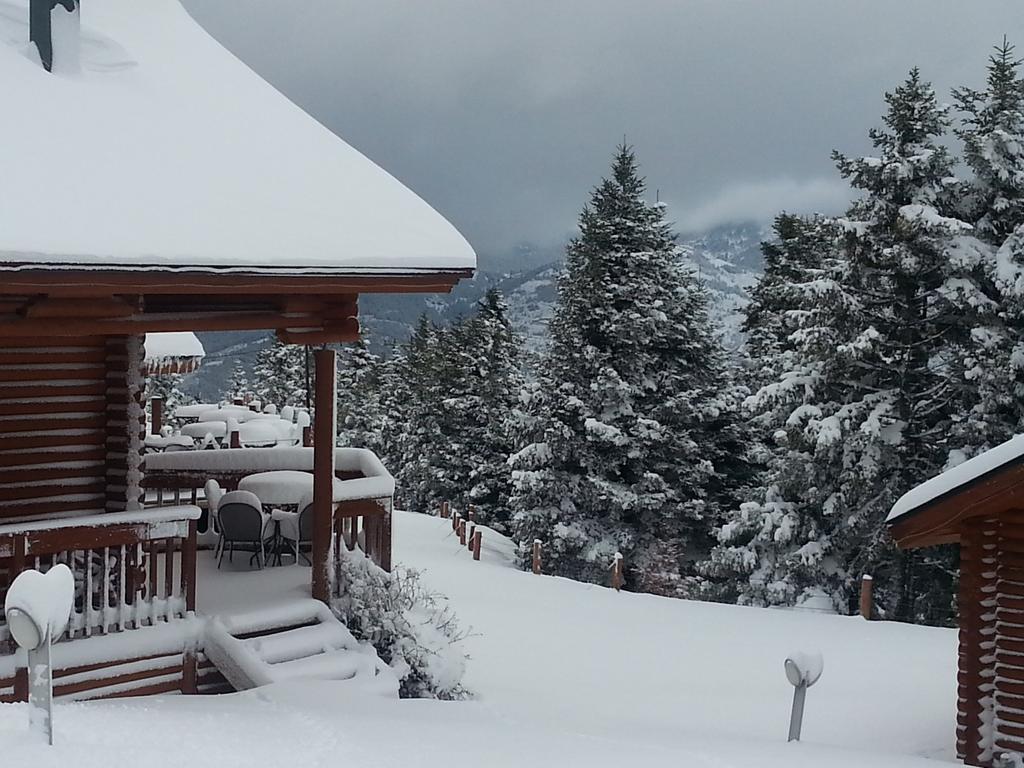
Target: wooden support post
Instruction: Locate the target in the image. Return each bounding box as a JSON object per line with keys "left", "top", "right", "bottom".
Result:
{"left": 468, "top": 504, "right": 476, "bottom": 522}
{"left": 13, "top": 667, "right": 28, "bottom": 703}
{"left": 441, "top": 501, "right": 450, "bottom": 519}
{"left": 611, "top": 552, "right": 624, "bottom": 591}
{"left": 302, "top": 425, "right": 313, "bottom": 447}
{"left": 452, "top": 513, "right": 459, "bottom": 532}
{"left": 468, "top": 524, "right": 476, "bottom": 550}
{"left": 150, "top": 396, "right": 163, "bottom": 436}
{"left": 181, "top": 651, "right": 198, "bottom": 695}
{"left": 229, "top": 429, "right": 241, "bottom": 449}
{"left": 859, "top": 574, "right": 873, "bottom": 620}
{"left": 184, "top": 520, "right": 197, "bottom": 613}
{"left": 311, "top": 348, "right": 337, "bottom": 604}
{"left": 532, "top": 540, "right": 542, "bottom": 575}
{"left": 458, "top": 520, "right": 467, "bottom": 546}
{"left": 380, "top": 502, "right": 392, "bottom": 572}
{"left": 472, "top": 531, "right": 482, "bottom": 561}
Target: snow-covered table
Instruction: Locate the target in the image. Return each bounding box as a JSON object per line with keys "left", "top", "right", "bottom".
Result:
{"left": 237, "top": 471, "right": 343, "bottom": 506}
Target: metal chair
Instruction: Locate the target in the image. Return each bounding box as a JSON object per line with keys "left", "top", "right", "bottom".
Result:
{"left": 275, "top": 494, "right": 314, "bottom": 566}
{"left": 216, "top": 490, "right": 273, "bottom": 569}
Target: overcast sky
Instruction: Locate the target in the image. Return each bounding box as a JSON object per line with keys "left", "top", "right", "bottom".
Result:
{"left": 181, "top": 1, "right": 1024, "bottom": 254}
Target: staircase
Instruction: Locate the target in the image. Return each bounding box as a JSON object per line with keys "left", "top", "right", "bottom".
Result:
{"left": 203, "top": 599, "right": 397, "bottom": 696}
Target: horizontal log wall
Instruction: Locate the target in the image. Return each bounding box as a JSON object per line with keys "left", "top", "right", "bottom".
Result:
{"left": 995, "top": 513, "right": 1024, "bottom": 760}
{"left": 958, "top": 519, "right": 998, "bottom": 766}
{"left": 0, "top": 336, "right": 111, "bottom": 522}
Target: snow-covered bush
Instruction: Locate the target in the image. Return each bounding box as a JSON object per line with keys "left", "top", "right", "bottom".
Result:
{"left": 332, "top": 553, "right": 471, "bottom": 700}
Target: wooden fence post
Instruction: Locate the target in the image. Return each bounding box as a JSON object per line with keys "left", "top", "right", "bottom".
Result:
{"left": 458, "top": 520, "right": 467, "bottom": 546}
{"left": 532, "top": 540, "right": 542, "bottom": 575}
{"left": 229, "top": 429, "right": 241, "bottom": 449}
{"left": 472, "top": 531, "right": 482, "bottom": 561}
{"left": 467, "top": 524, "right": 476, "bottom": 550}
{"left": 441, "top": 501, "right": 450, "bottom": 519}
{"left": 468, "top": 504, "right": 476, "bottom": 522}
{"left": 150, "top": 396, "right": 163, "bottom": 436}
{"left": 452, "top": 512, "right": 460, "bottom": 533}
{"left": 860, "top": 574, "right": 873, "bottom": 620}
{"left": 611, "top": 552, "right": 624, "bottom": 591}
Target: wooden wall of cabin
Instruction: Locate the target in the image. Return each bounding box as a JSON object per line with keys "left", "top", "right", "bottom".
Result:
{"left": 0, "top": 334, "right": 144, "bottom": 522}
{"left": 957, "top": 513, "right": 1024, "bottom": 767}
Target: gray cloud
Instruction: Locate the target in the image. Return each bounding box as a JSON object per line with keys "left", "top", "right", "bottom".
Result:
{"left": 180, "top": 0, "right": 1024, "bottom": 253}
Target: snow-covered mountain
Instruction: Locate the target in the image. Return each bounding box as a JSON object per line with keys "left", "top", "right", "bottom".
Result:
{"left": 183, "top": 223, "right": 764, "bottom": 399}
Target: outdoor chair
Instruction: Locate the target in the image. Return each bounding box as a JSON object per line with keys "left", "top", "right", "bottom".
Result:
{"left": 216, "top": 490, "right": 274, "bottom": 569}
{"left": 275, "top": 493, "right": 314, "bottom": 566}
{"left": 204, "top": 478, "right": 224, "bottom": 555}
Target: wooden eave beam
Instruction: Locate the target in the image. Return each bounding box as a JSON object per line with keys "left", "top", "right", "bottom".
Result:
{"left": 0, "top": 310, "right": 327, "bottom": 337}
{"left": 889, "top": 463, "right": 1024, "bottom": 549}
{"left": 20, "top": 296, "right": 138, "bottom": 318}
{"left": 0, "top": 270, "right": 471, "bottom": 297}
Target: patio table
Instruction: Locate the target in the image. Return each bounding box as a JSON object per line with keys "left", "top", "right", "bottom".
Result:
{"left": 237, "top": 470, "right": 342, "bottom": 506}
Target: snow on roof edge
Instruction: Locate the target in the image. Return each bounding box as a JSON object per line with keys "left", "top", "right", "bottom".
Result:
{"left": 887, "top": 434, "right": 1024, "bottom": 524}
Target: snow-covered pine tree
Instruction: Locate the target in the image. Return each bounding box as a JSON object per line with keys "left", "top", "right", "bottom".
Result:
{"left": 699, "top": 215, "right": 849, "bottom": 606}
{"left": 390, "top": 316, "right": 448, "bottom": 512}
{"left": 952, "top": 39, "right": 1024, "bottom": 454}
{"left": 145, "top": 372, "right": 195, "bottom": 430}
{"left": 508, "top": 144, "right": 734, "bottom": 593}
{"left": 226, "top": 360, "right": 250, "bottom": 402}
{"left": 438, "top": 289, "right": 523, "bottom": 531}
{"left": 336, "top": 340, "right": 393, "bottom": 457}
{"left": 707, "top": 70, "right": 988, "bottom": 622}
{"left": 252, "top": 337, "right": 308, "bottom": 412}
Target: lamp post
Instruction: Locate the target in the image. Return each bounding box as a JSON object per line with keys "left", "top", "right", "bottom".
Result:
{"left": 4, "top": 564, "right": 74, "bottom": 745}
{"left": 784, "top": 651, "right": 823, "bottom": 742}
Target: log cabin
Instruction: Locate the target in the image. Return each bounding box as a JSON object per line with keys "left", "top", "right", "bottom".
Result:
{"left": 0, "top": 0, "right": 474, "bottom": 700}
{"left": 889, "top": 436, "right": 1024, "bottom": 768}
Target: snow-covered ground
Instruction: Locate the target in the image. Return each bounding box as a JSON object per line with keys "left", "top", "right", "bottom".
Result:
{"left": 0, "top": 511, "right": 957, "bottom": 767}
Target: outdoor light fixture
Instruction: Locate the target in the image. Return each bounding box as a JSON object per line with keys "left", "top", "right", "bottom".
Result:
{"left": 784, "top": 651, "right": 823, "bottom": 743}
{"left": 4, "top": 564, "right": 74, "bottom": 745}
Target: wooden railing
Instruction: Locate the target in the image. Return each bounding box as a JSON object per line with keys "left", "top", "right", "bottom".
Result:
{"left": 0, "top": 506, "right": 200, "bottom": 646}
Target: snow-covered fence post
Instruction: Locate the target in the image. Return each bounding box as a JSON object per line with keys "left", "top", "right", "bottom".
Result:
{"left": 472, "top": 530, "right": 482, "bottom": 561}
{"left": 458, "top": 520, "right": 467, "bottom": 546}
{"left": 150, "top": 396, "right": 163, "bottom": 436}
{"left": 452, "top": 511, "right": 460, "bottom": 532}
{"left": 860, "top": 575, "right": 873, "bottom": 620}
{"left": 228, "top": 418, "right": 241, "bottom": 449}
{"left": 232, "top": 397, "right": 244, "bottom": 406}
{"left": 611, "top": 552, "right": 624, "bottom": 591}
{"left": 441, "top": 500, "right": 450, "bottom": 519}
{"left": 532, "top": 540, "right": 542, "bottom": 575}
{"left": 468, "top": 504, "right": 476, "bottom": 522}
{"left": 467, "top": 524, "right": 476, "bottom": 550}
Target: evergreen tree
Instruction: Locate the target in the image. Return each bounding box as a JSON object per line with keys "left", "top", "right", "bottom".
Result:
{"left": 226, "top": 360, "right": 250, "bottom": 402}
{"left": 953, "top": 39, "right": 1024, "bottom": 455}
{"left": 252, "top": 338, "right": 308, "bottom": 411}
{"left": 708, "top": 70, "right": 986, "bottom": 622}
{"left": 508, "top": 145, "right": 735, "bottom": 594}
{"left": 336, "top": 340, "right": 393, "bottom": 457}
{"left": 440, "top": 289, "right": 523, "bottom": 530}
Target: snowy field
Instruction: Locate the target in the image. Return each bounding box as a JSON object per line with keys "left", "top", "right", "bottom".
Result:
{"left": 0, "top": 511, "right": 957, "bottom": 767}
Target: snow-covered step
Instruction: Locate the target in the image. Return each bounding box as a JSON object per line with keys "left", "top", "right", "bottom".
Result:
{"left": 203, "top": 599, "right": 397, "bottom": 697}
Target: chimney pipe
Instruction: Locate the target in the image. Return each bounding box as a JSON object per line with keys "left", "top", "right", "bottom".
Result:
{"left": 30, "top": 0, "right": 78, "bottom": 73}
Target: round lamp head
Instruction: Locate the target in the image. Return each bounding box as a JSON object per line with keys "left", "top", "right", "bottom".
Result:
{"left": 784, "top": 658, "right": 803, "bottom": 687}
{"left": 6, "top": 607, "right": 42, "bottom": 651}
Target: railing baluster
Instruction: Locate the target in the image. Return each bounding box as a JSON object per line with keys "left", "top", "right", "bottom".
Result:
{"left": 85, "top": 548, "right": 94, "bottom": 637}
{"left": 133, "top": 543, "right": 144, "bottom": 629}
{"left": 117, "top": 545, "right": 127, "bottom": 632}
{"left": 102, "top": 546, "right": 111, "bottom": 634}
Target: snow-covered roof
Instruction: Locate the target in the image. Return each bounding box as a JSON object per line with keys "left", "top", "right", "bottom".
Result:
{"left": 887, "top": 435, "right": 1024, "bottom": 523}
{"left": 144, "top": 332, "right": 205, "bottom": 363}
{"left": 0, "top": 0, "right": 475, "bottom": 275}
